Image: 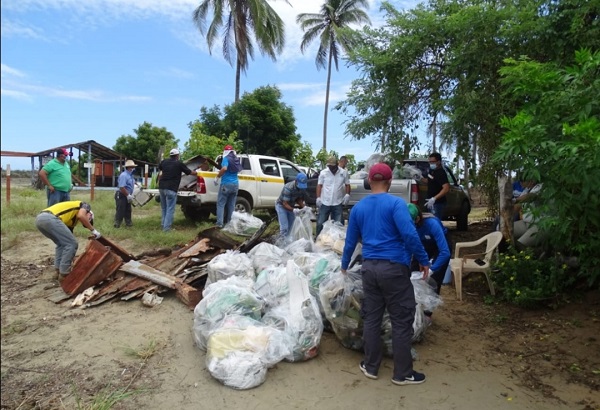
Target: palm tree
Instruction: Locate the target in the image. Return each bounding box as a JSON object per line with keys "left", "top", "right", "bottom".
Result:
{"left": 297, "top": 0, "right": 370, "bottom": 151}
{"left": 193, "top": 0, "right": 290, "bottom": 102}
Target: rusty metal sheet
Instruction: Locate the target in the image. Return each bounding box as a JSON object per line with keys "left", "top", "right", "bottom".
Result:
{"left": 198, "top": 226, "right": 240, "bottom": 249}
{"left": 96, "top": 236, "right": 135, "bottom": 262}
{"left": 179, "top": 238, "right": 212, "bottom": 258}
{"left": 61, "top": 239, "right": 123, "bottom": 296}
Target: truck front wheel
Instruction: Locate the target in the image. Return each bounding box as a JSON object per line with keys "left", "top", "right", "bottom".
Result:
{"left": 181, "top": 204, "right": 210, "bottom": 222}
{"left": 456, "top": 201, "right": 470, "bottom": 231}
{"left": 235, "top": 197, "right": 252, "bottom": 214}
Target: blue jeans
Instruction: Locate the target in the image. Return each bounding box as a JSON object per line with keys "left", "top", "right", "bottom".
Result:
{"left": 433, "top": 202, "right": 446, "bottom": 220}
{"left": 35, "top": 212, "right": 79, "bottom": 275}
{"left": 47, "top": 189, "right": 70, "bottom": 207}
{"left": 159, "top": 189, "right": 178, "bottom": 231}
{"left": 275, "top": 202, "right": 295, "bottom": 237}
{"left": 361, "top": 260, "right": 415, "bottom": 380}
{"left": 316, "top": 204, "right": 343, "bottom": 236}
{"left": 216, "top": 182, "right": 238, "bottom": 227}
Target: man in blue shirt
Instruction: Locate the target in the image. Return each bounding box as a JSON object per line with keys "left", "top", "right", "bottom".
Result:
{"left": 407, "top": 203, "right": 451, "bottom": 295}
{"left": 214, "top": 145, "right": 240, "bottom": 228}
{"left": 342, "top": 163, "right": 431, "bottom": 386}
{"left": 114, "top": 160, "right": 137, "bottom": 228}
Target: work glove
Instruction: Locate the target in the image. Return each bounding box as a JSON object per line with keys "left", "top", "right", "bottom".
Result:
{"left": 425, "top": 197, "right": 436, "bottom": 210}
{"left": 316, "top": 198, "right": 322, "bottom": 208}
{"left": 126, "top": 194, "right": 134, "bottom": 203}
{"left": 412, "top": 173, "right": 421, "bottom": 180}
{"left": 293, "top": 208, "right": 301, "bottom": 215}
{"left": 213, "top": 178, "right": 220, "bottom": 186}
{"left": 343, "top": 194, "right": 350, "bottom": 206}
{"left": 91, "top": 229, "right": 102, "bottom": 239}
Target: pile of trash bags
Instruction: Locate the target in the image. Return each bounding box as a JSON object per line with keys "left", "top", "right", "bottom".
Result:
{"left": 192, "top": 217, "right": 442, "bottom": 389}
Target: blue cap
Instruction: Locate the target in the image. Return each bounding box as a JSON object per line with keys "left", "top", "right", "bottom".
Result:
{"left": 296, "top": 173, "right": 308, "bottom": 189}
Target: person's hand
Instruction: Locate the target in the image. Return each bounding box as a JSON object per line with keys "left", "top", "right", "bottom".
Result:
{"left": 293, "top": 208, "right": 301, "bottom": 215}
{"left": 91, "top": 229, "right": 102, "bottom": 239}
{"left": 420, "top": 265, "right": 430, "bottom": 279}
{"left": 213, "top": 178, "right": 220, "bottom": 186}
{"left": 127, "top": 194, "right": 134, "bottom": 203}
{"left": 343, "top": 194, "right": 350, "bottom": 206}
{"left": 425, "top": 197, "right": 436, "bottom": 210}
{"left": 341, "top": 269, "right": 347, "bottom": 275}
{"left": 48, "top": 185, "right": 55, "bottom": 193}
{"left": 316, "top": 198, "right": 322, "bottom": 208}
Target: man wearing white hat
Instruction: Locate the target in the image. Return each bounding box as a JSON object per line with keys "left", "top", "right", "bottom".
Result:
{"left": 158, "top": 149, "right": 193, "bottom": 231}
{"left": 114, "top": 159, "right": 137, "bottom": 228}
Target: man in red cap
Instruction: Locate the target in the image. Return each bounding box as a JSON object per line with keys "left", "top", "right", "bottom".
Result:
{"left": 341, "top": 162, "right": 431, "bottom": 387}
{"left": 39, "top": 148, "right": 73, "bottom": 206}
{"left": 214, "top": 144, "right": 241, "bottom": 228}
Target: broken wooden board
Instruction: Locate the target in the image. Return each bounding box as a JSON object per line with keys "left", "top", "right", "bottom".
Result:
{"left": 120, "top": 260, "right": 201, "bottom": 309}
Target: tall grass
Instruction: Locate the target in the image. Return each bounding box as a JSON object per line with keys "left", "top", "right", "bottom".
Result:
{"left": 0, "top": 186, "right": 217, "bottom": 252}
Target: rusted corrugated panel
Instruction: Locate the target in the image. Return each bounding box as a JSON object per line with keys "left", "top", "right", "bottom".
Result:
{"left": 96, "top": 236, "right": 135, "bottom": 262}
{"left": 61, "top": 239, "right": 122, "bottom": 296}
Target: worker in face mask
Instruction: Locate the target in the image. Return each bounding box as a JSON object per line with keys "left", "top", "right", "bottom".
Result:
{"left": 421, "top": 152, "right": 450, "bottom": 219}
{"left": 315, "top": 156, "right": 351, "bottom": 237}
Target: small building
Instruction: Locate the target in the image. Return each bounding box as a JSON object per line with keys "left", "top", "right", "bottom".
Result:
{"left": 2, "top": 140, "right": 157, "bottom": 188}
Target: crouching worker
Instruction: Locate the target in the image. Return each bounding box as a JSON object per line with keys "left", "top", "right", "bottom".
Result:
{"left": 408, "top": 203, "right": 450, "bottom": 295}
{"left": 275, "top": 173, "right": 309, "bottom": 239}
{"left": 35, "top": 200, "right": 101, "bottom": 282}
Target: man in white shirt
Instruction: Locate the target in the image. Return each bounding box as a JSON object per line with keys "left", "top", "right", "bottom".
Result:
{"left": 315, "top": 156, "right": 351, "bottom": 236}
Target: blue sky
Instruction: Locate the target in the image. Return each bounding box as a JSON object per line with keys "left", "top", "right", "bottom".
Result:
{"left": 1, "top": 0, "right": 423, "bottom": 170}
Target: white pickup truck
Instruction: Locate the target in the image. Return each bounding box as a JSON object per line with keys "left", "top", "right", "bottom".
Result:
{"left": 144, "top": 154, "right": 306, "bottom": 221}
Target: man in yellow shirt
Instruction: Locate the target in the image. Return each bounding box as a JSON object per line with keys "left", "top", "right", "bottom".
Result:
{"left": 35, "top": 200, "right": 101, "bottom": 281}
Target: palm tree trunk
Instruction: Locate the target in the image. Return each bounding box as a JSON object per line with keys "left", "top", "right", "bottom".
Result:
{"left": 235, "top": 59, "right": 242, "bottom": 102}
{"left": 322, "top": 45, "right": 334, "bottom": 151}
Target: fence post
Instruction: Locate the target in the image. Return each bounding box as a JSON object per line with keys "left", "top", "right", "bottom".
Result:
{"left": 144, "top": 164, "right": 149, "bottom": 188}
{"left": 6, "top": 165, "right": 10, "bottom": 206}
{"left": 90, "top": 163, "right": 96, "bottom": 201}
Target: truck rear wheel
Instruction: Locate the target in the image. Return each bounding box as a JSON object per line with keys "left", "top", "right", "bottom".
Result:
{"left": 181, "top": 204, "right": 210, "bottom": 222}
{"left": 456, "top": 201, "right": 470, "bottom": 231}
{"left": 235, "top": 197, "right": 252, "bottom": 214}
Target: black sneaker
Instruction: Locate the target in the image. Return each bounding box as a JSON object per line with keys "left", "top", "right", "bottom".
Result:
{"left": 359, "top": 361, "right": 378, "bottom": 380}
{"left": 391, "top": 371, "right": 426, "bottom": 385}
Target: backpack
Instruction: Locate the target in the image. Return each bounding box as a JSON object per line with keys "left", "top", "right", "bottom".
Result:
{"left": 226, "top": 151, "right": 243, "bottom": 173}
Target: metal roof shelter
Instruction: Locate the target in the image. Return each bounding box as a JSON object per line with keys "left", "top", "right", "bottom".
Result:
{"left": 3, "top": 140, "right": 157, "bottom": 188}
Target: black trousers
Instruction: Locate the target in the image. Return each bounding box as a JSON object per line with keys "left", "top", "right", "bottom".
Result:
{"left": 114, "top": 192, "right": 132, "bottom": 227}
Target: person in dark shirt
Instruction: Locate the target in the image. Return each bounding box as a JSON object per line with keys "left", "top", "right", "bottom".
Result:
{"left": 422, "top": 152, "right": 450, "bottom": 219}
{"left": 158, "top": 149, "right": 193, "bottom": 231}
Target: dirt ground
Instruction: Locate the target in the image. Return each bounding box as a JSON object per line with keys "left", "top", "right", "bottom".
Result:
{"left": 1, "top": 216, "right": 599, "bottom": 410}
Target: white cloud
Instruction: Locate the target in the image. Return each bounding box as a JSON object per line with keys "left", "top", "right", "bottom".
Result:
{"left": 0, "top": 88, "right": 31, "bottom": 101}
{"left": 1, "top": 64, "right": 26, "bottom": 78}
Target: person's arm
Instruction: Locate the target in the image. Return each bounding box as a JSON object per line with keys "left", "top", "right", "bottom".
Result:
{"left": 39, "top": 169, "right": 54, "bottom": 192}
{"left": 345, "top": 183, "right": 351, "bottom": 195}
{"left": 316, "top": 184, "right": 322, "bottom": 198}
{"left": 436, "top": 182, "right": 450, "bottom": 200}
{"left": 429, "top": 221, "right": 451, "bottom": 272}
{"left": 282, "top": 200, "right": 295, "bottom": 212}
{"left": 183, "top": 163, "right": 193, "bottom": 175}
{"left": 296, "top": 197, "right": 305, "bottom": 209}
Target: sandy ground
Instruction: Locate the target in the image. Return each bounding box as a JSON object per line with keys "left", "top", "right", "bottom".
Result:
{"left": 1, "top": 221, "right": 599, "bottom": 409}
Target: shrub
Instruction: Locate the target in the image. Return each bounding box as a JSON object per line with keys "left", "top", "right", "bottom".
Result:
{"left": 493, "top": 248, "right": 576, "bottom": 308}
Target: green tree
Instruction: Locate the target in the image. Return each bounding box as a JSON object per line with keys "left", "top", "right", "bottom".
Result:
{"left": 493, "top": 49, "right": 600, "bottom": 284}
{"left": 297, "top": 0, "right": 371, "bottom": 151}
{"left": 294, "top": 141, "right": 317, "bottom": 167}
{"left": 222, "top": 85, "right": 301, "bottom": 159}
{"left": 113, "top": 122, "right": 178, "bottom": 164}
{"left": 183, "top": 120, "right": 241, "bottom": 161}
{"left": 193, "top": 0, "right": 290, "bottom": 102}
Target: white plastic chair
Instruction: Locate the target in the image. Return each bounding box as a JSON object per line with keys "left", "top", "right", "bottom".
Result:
{"left": 450, "top": 231, "right": 503, "bottom": 301}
